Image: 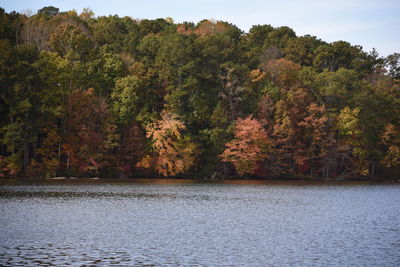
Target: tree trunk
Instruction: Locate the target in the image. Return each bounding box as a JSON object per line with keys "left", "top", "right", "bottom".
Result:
{"left": 23, "top": 140, "right": 29, "bottom": 175}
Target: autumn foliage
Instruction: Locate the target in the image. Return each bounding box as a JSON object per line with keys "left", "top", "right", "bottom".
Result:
{"left": 137, "top": 111, "right": 197, "bottom": 176}
{"left": 0, "top": 6, "right": 399, "bottom": 179}
{"left": 63, "top": 88, "right": 117, "bottom": 175}
{"left": 177, "top": 19, "right": 229, "bottom": 36}
{"left": 221, "top": 116, "right": 270, "bottom": 175}
{"left": 381, "top": 124, "right": 400, "bottom": 168}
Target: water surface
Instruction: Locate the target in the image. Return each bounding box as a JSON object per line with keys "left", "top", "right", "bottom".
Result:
{"left": 1, "top": 181, "right": 399, "bottom": 266}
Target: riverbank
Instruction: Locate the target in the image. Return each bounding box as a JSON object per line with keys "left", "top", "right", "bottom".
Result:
{"left": 0, "top": 176, "right": 398, "bottom": 186}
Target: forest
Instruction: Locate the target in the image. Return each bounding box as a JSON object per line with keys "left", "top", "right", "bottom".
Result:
{"left": 0, "top": 6, "right": 399, "bottom": 180}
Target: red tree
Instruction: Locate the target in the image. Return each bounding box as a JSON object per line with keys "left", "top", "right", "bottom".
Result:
{"left": 63, "top": 88, "right": 118, "bottom": 176}
{"left": 114, "top": 123, "right": 144, "bottom": 178}
{"left": 220, "top": 116, "right": 270, "bottom": 175}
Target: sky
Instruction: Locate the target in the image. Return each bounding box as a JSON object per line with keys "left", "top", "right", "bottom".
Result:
{"left": 2, "top": 0, "right": 399, "bottom": 56}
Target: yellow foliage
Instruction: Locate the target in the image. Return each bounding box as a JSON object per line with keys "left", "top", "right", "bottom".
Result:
{"left": 138, "top": 111, "right": 196, "bottom": 176}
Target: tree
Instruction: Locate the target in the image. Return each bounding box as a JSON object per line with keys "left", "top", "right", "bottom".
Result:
{"left": 49, "top": 22, "right": 94, "bottom": 58}
{"left": 20, "top": 12, "right": 54, "bottom": 51}
{"left": 263, "top": 58, "right": 301, "bottom": 89}
{"left": 298, "top": 103, "right": 335, "bottom": 177}
{"left": 257, "top": 93, "right": 275, "bottom": 130}
{"left": 246, "top": 24, "right": 274, "bottom": 48}
{"left": 314, "top": 68, "right": 362, "bottom": 112}
{"left": 111, "top": 75, "right": 141, "bottom": 123}
{"left": 62, "top": 88, "right": 118, "bottom": 176}
{"left": 337, "top": 106, "right": 369, "bottom": 177}
{"left": 313, "top": 41, "right": 366, "bottom": 72}
{"left": 137, "top": 111, "right": 197, "bottom": 176}
{"left": 89, "top": 45, "right": 126, "bottom": 95}
{"left": 219, "top": 67, "right": 247, "bottom": 120}
{"left": 284, "top": 35, "right": 324, "bottom": 66}
{"left": 381, "top": 124, "right": 400, "bottom": 168}
{"left": 138, "top": 18, "right": 171, "bottom": 37}
{"left": 386, "top": 53, "right": 400, "bottom": 80}
{"left": 34, "top": 125, "right": 61, "bottom": 177}
{"left": 154, "top": 33, "right": 203, "bottom": 127}
{"left": 110, "top": 63, "right": 162, "bottom": 126}
{"left": 79, "top": 8, "right": 94, "bottom": 21}
{"left": 271, "top": 88, "right": 311, "bottom": 176}
{"left": 220, "top": 116, "right": 270, "bottom": 175}
{"left": 91, "top": 15, "right": 140, "bottom": 53}
{"left": 0, "top": 8, "right": 22, "bottom": 45}
{"left": 264, "top": 26, "right": 296, "bottom": 49}
{"left": 193, "top": 20, "right": 230, "bottom": 36}
{"left": 200, "top": 101, "right": 234, "bottom": 177}
{"left": 114, "top": 123, "right": 144, "bottom": 178}
{"left": 0, "top": 43, "right": 42, "bottom": 175}
{"left": 37, "top": 6, "right": 59, "bottom": 18}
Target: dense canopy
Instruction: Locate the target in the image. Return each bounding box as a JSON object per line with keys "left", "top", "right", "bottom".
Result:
{"left": 0, "top": 6, "right": 399, "bottom": 179}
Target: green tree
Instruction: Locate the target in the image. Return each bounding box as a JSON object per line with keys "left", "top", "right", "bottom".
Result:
{"left": 284, "top": 35, "right": 324, "bottom": 66}
{"left": 337, "top": 106, "right": 369, "bottom": 177}
{"left": 111, "top": 75, "right": 142, "bottom": 123}
{"left": 0, "top": 43, "right": 42, "bottom": 175}
{"left": 386, "top": 53, "right": 400, "bottom": 80}
{"left": 37, "top": 6, "right": 59, "bottom": 17}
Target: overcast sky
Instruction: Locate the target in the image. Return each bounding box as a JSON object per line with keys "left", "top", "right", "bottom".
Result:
{"left": 2, "top": 0, "right": 399, "bottom": 56}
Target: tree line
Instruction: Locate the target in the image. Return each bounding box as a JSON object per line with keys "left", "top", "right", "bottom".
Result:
{"left": 0, "top": 6, "right": 399, "bottom": 179}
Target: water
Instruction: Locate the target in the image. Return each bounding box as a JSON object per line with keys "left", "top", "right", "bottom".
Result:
{"left": 0, "top": 180, "right": 399, "bottom": 266}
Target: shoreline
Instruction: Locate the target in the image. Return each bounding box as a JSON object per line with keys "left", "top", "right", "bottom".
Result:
{"left": 0, "top": 177, "right": 399, "bottom": 186}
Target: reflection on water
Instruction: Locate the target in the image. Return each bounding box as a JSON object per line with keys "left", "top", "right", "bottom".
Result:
{"left": 1, "top": 182, "right": 399, "bottom": 266}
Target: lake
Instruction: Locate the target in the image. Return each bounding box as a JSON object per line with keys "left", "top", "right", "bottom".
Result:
{"left": 0, "top": 180, "right": 399, "bottom": 266}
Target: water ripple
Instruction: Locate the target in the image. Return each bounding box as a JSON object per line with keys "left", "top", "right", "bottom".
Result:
{"left": 1, "top": 183, "right": 399, "bottom": 266}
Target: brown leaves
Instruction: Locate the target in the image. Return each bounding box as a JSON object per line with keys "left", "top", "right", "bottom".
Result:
{"left": 381, "top": 123, "right": 400, "bottom": 168}
{"left": 249, "top": 69, "right": 266, "bottom": 83}
{"left": 63, "top": 88, "right": 117, "bottom": 175}
{"left": 263, "top": 58, "right": 301, "bottom": 88}
{"left": 177, "top": 20, "right": 229, "bottom": 36}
